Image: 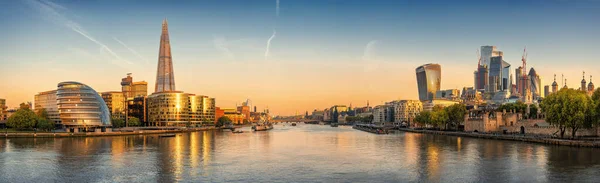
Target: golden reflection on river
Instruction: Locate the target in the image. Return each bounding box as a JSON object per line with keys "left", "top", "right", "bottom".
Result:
{"left": 1, "top": 124, "right": 600, "bottom": 182}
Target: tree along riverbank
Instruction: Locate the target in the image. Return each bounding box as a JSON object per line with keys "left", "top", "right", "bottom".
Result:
{"left": 396, "top": 128, "right": 600, "bottom": 148}
{"left": 0, "top": 127, "right": 216, "bottom": 138}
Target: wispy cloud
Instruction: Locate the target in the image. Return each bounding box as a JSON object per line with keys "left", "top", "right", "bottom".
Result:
{"left": 362, "top": 40, "right": 380, "bottom": 72}
{"left": 24, "top": 0, "right": 132, "bottom": 67}
{"left": 265, "top": 30, "right": 276, "bottom": 59}
{"left": 362, "top": 40, "right": 378, "bottom": 61}
{"left": 213, "top": 35, "right": 235, "bottom": 61}
{"left": 114, "top": 37, "right": 149, "bottom": 64}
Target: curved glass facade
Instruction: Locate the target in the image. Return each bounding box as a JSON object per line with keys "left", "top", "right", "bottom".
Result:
{"left": 416, "top": 64, "right": 441, "bottom": 101}
{"left": 57, "top": 81, "right": 112, "bottom": 127}
{"left": 147, "top": 91, "right": 190, "bottom": 126}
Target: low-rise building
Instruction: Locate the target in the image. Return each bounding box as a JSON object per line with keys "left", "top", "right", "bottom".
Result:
{"left": 311, "top": 110, "right": 324, "bottom": 121}
{"left": 222, "top": 108, "right": 244, "bottom": 124}
{"left": 372, "top": 105, "right": 393, "bottom": 126}
{"left": 390, "top": 100, "right": 422, "bottom": 125}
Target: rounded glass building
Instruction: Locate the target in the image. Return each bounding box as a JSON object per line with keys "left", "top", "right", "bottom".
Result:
{"left": 147, "top": 91, "right": 190, "bottom": 126}
{"left": 57, "top": 81, "right": 112, "bottom": 132}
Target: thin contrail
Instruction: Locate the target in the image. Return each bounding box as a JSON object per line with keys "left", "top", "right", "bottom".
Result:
{"left": 276, "top": 0, "right": 280, "bottom": 17}
{"left": 25, "top": 0, "right": 132, "bottom": 66}
{"left": 265, "top": 30, "right": 276, "bottom": 59}
{"left": 114, "top": 37, "right": 149, "bottom": 64}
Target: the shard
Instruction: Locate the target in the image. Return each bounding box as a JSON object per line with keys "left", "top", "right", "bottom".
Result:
{"left": 155, "top": 19, "right": 176, "bottom": 93}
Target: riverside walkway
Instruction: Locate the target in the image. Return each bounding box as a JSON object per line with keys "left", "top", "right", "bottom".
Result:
{"left": 397, "top": 128, "right": 600, "bottom": 148}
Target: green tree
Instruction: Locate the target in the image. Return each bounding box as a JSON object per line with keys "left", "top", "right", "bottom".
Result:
{"left": 431, "top": 107, "right": 449, "bottom": 129}
{"left": 34, "top": 108, "right": 54, "bottom": 131}
{"left": 19, "top": 103, "right": 30, "bottom": 110}
{"left": 112, "top": 118, "right": 125, "bottom": 128}
{"left": 217, "top": 116, "right": 232, "bottom": 127}
{"left": 529, "top": 105, "right": 539, "bottom": 119}
{"left": 541, "top": 88, "right": 593, "bottom": 138}
{"left": 445, "top": 104, "right": 466, "bottom": 130}
{"left": 36, "top": 118, "right": 54, "bottom": 131}
{"left": 415, "top": 111, "right": 432, "bottom": 126}
{"left": 128, "top": 117, "right": 141, "bottom": 127}
{"left": 7, "top": 109, "right": 37, "bottom": 130}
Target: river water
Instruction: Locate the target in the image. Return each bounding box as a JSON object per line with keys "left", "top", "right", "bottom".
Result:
{"left": 1, "top": 124, "right": 599, "bottom": 182}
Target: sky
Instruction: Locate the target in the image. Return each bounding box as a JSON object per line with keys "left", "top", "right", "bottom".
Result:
{"left": 1, "top": 0, "right": 600, "bottom": 115}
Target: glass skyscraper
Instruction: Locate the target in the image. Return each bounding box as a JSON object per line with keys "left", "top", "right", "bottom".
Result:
{"left": 416, "top": 64, "right": 441, "bottom": 101}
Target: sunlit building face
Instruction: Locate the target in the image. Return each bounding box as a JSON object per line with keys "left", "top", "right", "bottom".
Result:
{"left": 416, "top": 64, "right": 441, "bottom": 101}
{"left": 57, "top": 81, "right": 112, "bottom": 129}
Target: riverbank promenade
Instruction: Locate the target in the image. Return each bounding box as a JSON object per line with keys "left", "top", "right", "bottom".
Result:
{"left": 396, "top": 128, "right": 600, "bottom": 148}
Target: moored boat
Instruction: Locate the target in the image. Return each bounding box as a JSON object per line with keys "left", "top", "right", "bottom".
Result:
{"left": 159, "top": 133, "right": 176, "bottom": 138}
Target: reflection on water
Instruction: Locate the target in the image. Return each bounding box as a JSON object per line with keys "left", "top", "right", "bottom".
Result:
{"left": 1, "top": 124, "right": 600, "bottom": 182}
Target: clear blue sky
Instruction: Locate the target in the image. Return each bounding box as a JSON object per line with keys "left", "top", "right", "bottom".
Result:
{"left": 1, "top": 0, "right": 599, "bottom": 115}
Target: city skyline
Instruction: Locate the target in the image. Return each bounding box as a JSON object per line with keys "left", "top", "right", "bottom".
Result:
{"left": 2, "top": 0, "right": 600, "bottom": 115}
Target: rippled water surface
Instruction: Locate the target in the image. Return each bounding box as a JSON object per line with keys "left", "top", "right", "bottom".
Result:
{"left": 1, "top": 124, "right": 600, "bottom": 182}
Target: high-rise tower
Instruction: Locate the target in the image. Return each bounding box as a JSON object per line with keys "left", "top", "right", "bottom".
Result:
{"left": 155, "top": 19, "right": 176, "bottom": 93}
{"left": 416, "top": 63, "right": 441, "bottom": 101}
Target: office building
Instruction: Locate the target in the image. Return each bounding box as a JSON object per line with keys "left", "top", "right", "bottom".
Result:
{"left": 480, "top": 46, "right": 503, "bottom": 67}
{"left": 474, "top": 65, "right": 488, "bottom": 91}
{"left": 155, "top": 19, "right": 176, "bottom": 93}
{"left": 128, "top": 96, "right": 147, "bottom": 125}
{"left": 528, "top": 68, "right": 541, "bottom": 99}
{"left": 147, "top": 19, "right": 216, "bottom": 126}
{"left": 121, "top": 74, "right": 148, "bottom": 99}
{"left": 57, "top": 81, "right": 112, "bottom": 132}
{"left": 544, "top": 85, "right": 550, "bottom": 98}
{"left": 488, "top": 56, "right": 511, "bottom": 92}
{"left": 101, "top": 92, "right": 126, "bottom": 120}
{"left": 148, "top": 91, "right": 190, "bottom": 126}
{"left": 34, "top": 90, "right": 61, "bottom": 124}
{"left": 436, "top": 89, "right": 460, "bottom": 100}
{"left": 189, "top": 95, "right": 215, "bottom": 125}
{"left": 416, "top": 63, "right": 441, "bottom": 101}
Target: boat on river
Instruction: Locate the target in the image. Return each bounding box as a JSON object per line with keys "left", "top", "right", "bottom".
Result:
{"left": 292, "top": 123, "right": 297, "bottom": 126}
{"left": 159, "top": 133, "right": 176, "bottom": 138}
{"left": 330, "top": 123, "right": 339, "bottom": 127}
{"left": 232, "top": 130, "right": 244, "bottom": 133}
{"left": 252, "top": 122, "right": 273, "bottom": 131}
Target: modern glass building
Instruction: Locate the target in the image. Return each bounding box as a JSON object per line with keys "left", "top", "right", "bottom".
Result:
{"left": 101, "top": 91, "right": 126, "bottom": 120}
{"left": 34, "top": 90, "right": 61, "bottom": 125}
{"left": 489, "top": 56, "right": 511, "bottom": 92}
{"left": 57, "top": 81, "right": 111, "bottom": 132}
{"left": 189, "top": 95, "right": 215, "bottom": 126}
{"left": 147, "top": 91, "right": 190, "bottom": 126}
{"left": 416, "top": 63, "right": 441, "bottom": 101}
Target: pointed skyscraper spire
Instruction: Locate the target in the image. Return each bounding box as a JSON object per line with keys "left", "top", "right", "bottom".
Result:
{"left": 155, "top": 18, "right": 176, "bottom": 93}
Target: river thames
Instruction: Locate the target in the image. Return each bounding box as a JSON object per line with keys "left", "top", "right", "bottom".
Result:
{"left": 1, "top": 124, "right": 600, "bottom": 182}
